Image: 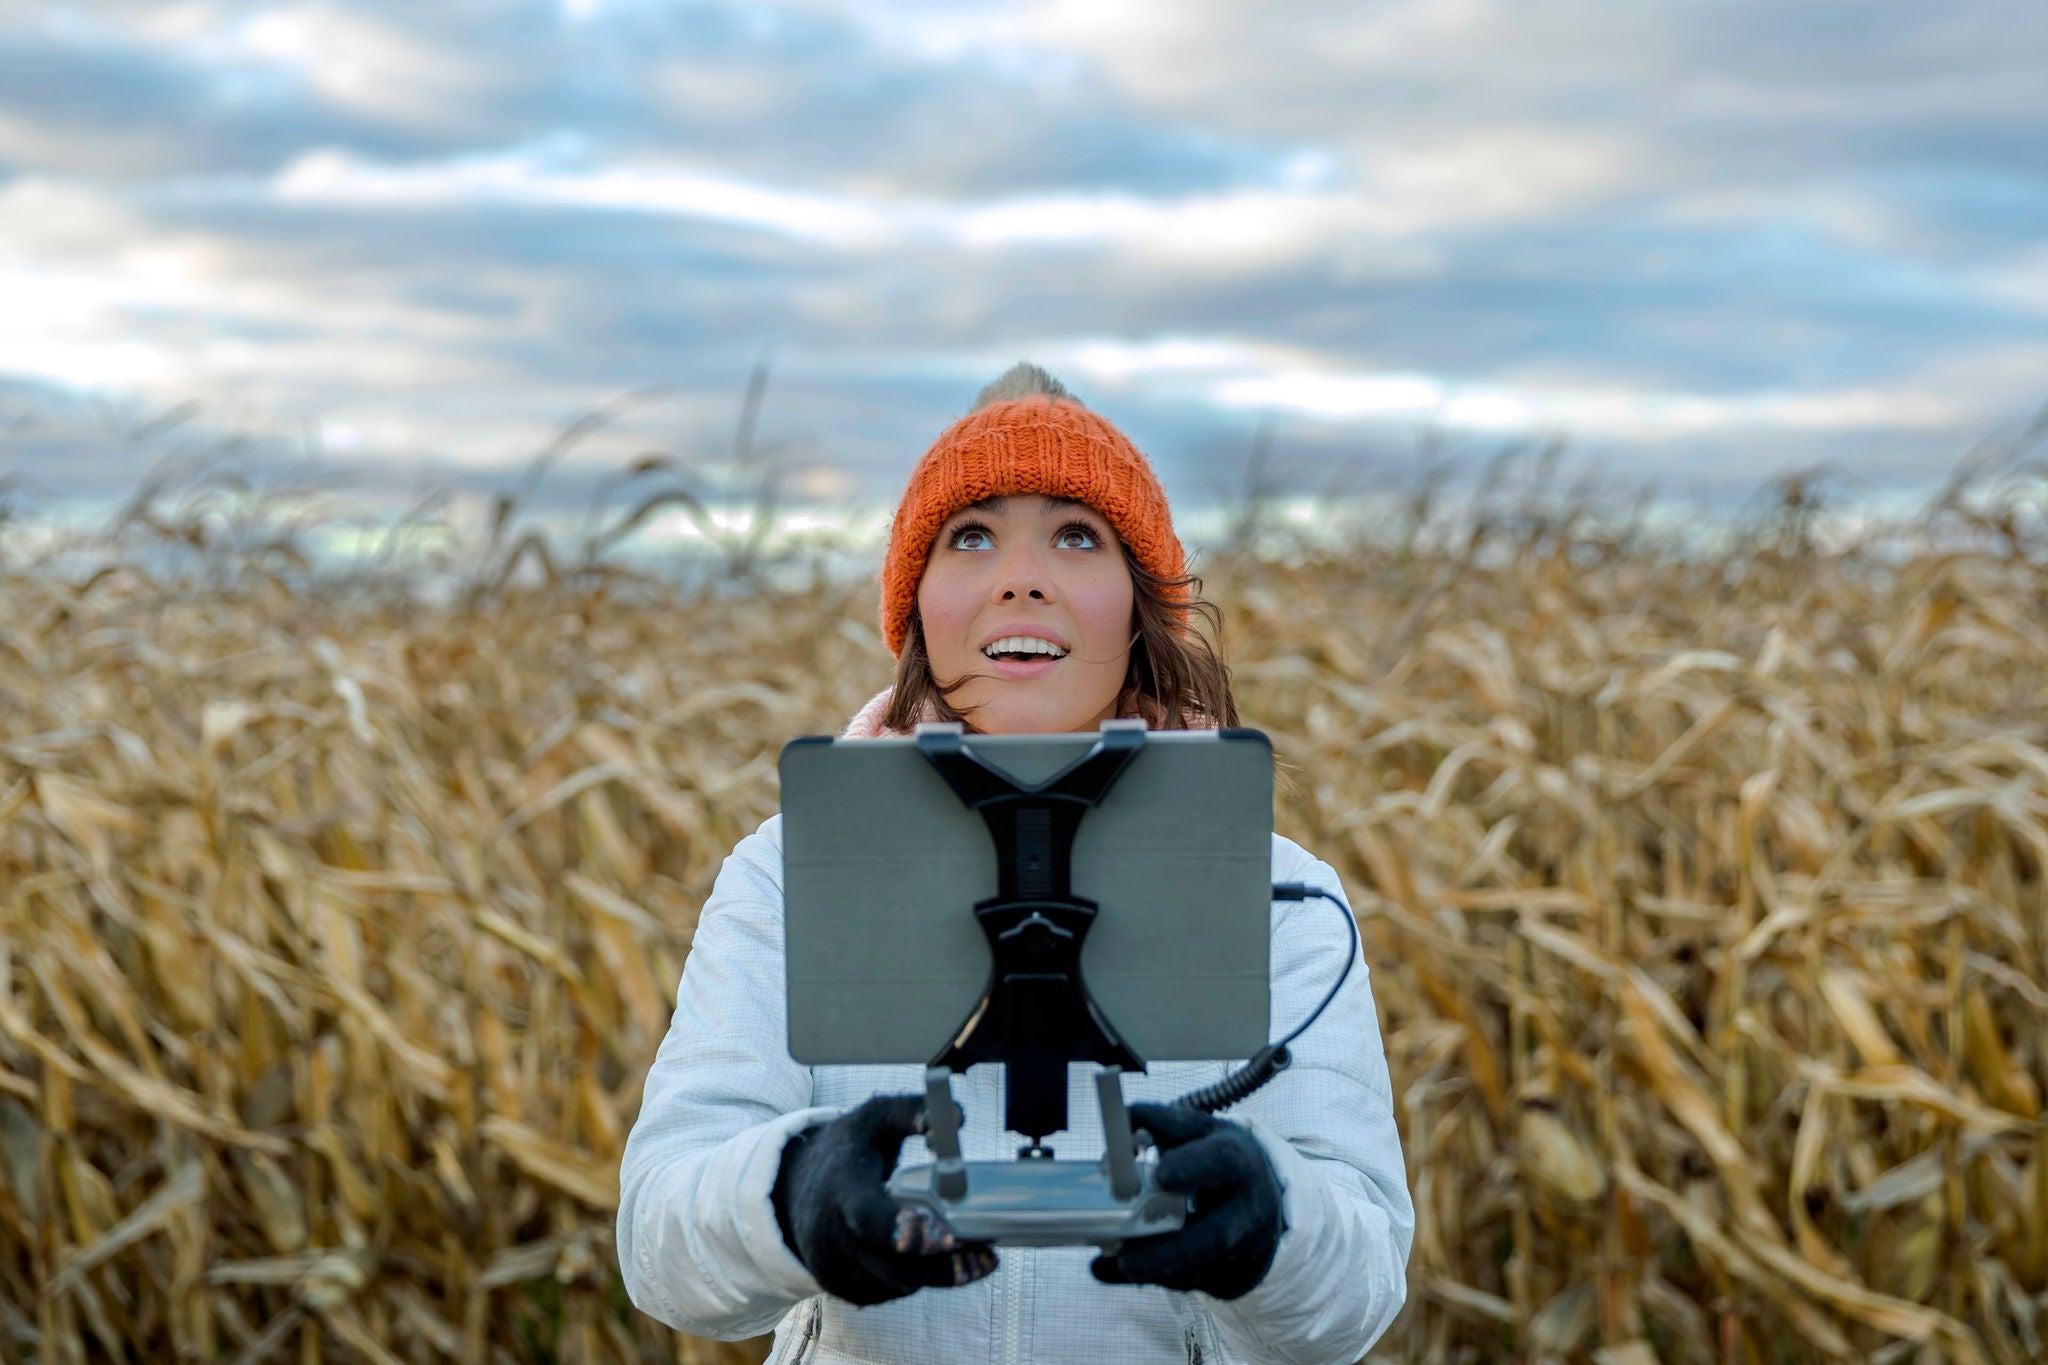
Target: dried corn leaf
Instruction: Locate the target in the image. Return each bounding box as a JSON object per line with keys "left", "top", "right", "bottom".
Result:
{"left": 45, "top": 1162, "right": 202, "bottom": 1299}
{"left": 32, "top": 772, "right": 137, "bottom": 867}
{"left": 1962, "top": 988, "right": 2039, "bottom": 1118}
{"left": 1592, "top": 1343, "right": 1662, "bottom": 1365}
{"left": 1621, "top": 1162, "right": 1985, "bottom": 1361}
{"left": 480, "top": 1116, "right": 619, "bottom": 1211}
{"left": 29, "top": 958, "right": 289, "bottom": 1154}
{"left": 1423, "top": 1275, "right": 1515, "bottom": 1324}
{"left": 1818, "top": 969, "right": 1906, "bottom": 1068}
{"left": 0, "top": 1097, "right": 44, "bottom": 1221}
{"left": 1529, "top": 1280, "right": 1597, "bottom": 1355}
{"left": 1801, "top": 1059, "right": 2029, "bottom": 1135}
{"left": 234, "top": 1151, "right": 306, "bottom": 1254}
{"left": 1519, "top": 1107, "right": 1606, "bottom": 1204}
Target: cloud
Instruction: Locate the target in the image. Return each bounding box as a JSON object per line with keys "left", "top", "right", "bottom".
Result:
{"left": 0, "top": 0, "right": 2042, "bottom": 521}
{"left": 1022, "top": 0, "right": 2048, "bottom": 174}
{"left": 251, "top": 129, "right": 1630, "bottom": 283}
{"left": 0, "top": 7, "right": 474, "bottom": 177}
{"left": 1217, "top": 370, "right": 1965, "bottom": 438}
{"left": 266, "top": 142, "right": 898, "bottom": 246}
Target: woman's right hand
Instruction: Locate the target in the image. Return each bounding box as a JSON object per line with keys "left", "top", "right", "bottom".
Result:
{"left": 770, "top": 1094, "right": 1000, "bottom": 1305}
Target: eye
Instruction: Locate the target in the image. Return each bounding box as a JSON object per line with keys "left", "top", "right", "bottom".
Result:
{"left": 947, "top": 520, "right": 994, "bottom": 551}
{"left": 1055, "top": 521, "right": 1100, "bottom": 549}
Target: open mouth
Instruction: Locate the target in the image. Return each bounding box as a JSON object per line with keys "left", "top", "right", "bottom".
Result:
{"left": 980, "top": 636, "right": 1068, "bottom": 674}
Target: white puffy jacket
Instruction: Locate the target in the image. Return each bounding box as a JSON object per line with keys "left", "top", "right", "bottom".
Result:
{"left": 616, "top": 814, "right": 1412, "bottom": 1364}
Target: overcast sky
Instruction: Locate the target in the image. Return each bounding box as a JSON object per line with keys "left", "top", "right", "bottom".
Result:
{"left": 2, "top": 0, "right": 2045, "bottom": 527}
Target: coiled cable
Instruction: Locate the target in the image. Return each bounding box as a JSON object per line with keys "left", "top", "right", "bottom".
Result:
{"left": 1173, "top": 883, "right": 1359, "bottom": 1114}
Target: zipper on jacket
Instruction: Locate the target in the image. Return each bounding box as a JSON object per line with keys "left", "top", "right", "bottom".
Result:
{"left": 996, "top": 1068, "right": 1021, "bottom": 1365}
{"left": 1000, "top": 1252, "right": 1022, "bottom": 1365}
{"left": 1183, "top": 1323, "right": 1205, "bottom": 1365}
{"left": 787, "top": 1297, "right": 820, "bottom": 1363}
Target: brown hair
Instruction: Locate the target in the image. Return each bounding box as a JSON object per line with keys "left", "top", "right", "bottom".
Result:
{"left": 881, "top": 536, "right": 1239, "bottom": 735}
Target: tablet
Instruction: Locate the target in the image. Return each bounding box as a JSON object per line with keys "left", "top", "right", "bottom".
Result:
{"left": 779, "top": 725, "right": 1274, "bottom": 1066}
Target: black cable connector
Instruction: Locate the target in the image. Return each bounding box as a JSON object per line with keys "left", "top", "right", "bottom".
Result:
{"left": 1177, "top": 1042, "right": 1292, "bottom": 1113}
{"left": 1173, "top": 882, "right": 1359, "bottom": 1114}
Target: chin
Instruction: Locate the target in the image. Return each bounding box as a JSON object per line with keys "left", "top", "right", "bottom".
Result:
{"left": 962, "top": 687, "right": 1113, "bottom": 735}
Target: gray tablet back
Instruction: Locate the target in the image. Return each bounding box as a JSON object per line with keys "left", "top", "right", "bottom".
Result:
{"left": 780, "top": 726, "right": 1273, "bottom": 1065}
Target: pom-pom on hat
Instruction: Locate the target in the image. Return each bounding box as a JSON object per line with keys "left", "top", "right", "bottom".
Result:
{"left": 877, "top": 363, "right": 1189, "bottom": 658}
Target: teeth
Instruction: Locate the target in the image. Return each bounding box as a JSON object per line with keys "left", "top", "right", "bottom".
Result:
{"left": 982, "top": 635, "right": 1067, "bottom": 659}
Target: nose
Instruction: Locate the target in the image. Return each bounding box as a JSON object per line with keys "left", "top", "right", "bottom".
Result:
{"left": 992, "top": 541, "right": 1053, "bottom": 604}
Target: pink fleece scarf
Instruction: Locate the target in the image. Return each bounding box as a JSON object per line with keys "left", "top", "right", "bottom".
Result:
{"left": 839, "top": 685, "right": 1212, "bottom": 738}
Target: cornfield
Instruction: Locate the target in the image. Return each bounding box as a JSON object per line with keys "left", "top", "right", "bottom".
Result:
{"left": 3, "top": 466, "right": 2047, "bottom": 1363}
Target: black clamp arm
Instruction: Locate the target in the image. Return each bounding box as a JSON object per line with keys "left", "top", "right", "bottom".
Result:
{"left": 914, "top": 720, "right": 1149, "bottom": 1150}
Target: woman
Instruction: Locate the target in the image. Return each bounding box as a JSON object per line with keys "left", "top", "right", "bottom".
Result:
{"left": 616, "top": 365, "right": 1412, "bottom": 1363}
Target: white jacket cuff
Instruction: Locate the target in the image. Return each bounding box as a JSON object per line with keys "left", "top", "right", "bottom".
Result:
{"left": 633, "top": 1104, "right": 837, "bottom": 1334}
{"left": 1200, "top": 1114, "right": 1408, "bottom": 1365}
{"left": 731, "top": 1106, "right": 835, "bottom": 1300}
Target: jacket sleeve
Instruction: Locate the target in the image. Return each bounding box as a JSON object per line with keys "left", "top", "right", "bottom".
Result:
{"left": 615, "top": 816, "right": 838, "bottom": 1339}
{"left": 1202, "top": 851, "right": 1414, "bottom": 1364}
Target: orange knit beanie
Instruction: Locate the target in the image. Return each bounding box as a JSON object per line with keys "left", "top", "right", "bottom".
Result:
{"left": 877, "top": 393, "right": 1189, "bottom": 657}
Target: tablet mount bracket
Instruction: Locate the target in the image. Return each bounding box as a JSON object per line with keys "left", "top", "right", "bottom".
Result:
{"left": 914, "top": 719, "right": 1148, "bottom": 1154}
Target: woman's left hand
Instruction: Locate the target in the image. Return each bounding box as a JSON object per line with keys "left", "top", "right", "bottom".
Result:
{"left": 1088, "top": 1102, "right": 1287, "bottom": 1300}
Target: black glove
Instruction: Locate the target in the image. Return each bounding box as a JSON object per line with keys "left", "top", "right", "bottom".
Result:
{"left": 1090, "top": 1102, "right": 1287, "bottom": 1300}
{"left": 771, "top": 1094, "right": 999, "bottom": 1306}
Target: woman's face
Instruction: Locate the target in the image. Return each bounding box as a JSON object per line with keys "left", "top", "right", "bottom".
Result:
{"left": 917, "top": 493, "right": 1135, "bottom": 734}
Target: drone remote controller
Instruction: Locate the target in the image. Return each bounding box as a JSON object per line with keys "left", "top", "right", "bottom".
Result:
{"left": 887, "top": 1066, "right": 1192, "bottom": 1249}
